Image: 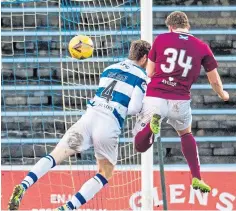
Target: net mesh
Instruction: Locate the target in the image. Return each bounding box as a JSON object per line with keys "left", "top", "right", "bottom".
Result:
{"left": 1, "top": 0, "right": 141, "bottom": 210}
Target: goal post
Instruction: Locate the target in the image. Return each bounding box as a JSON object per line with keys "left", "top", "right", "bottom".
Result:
{"left": 140, "top": 0, "right": 154, "bottom": 210}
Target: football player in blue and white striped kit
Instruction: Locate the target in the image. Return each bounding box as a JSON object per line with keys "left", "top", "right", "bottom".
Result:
{"left": 8, "top": 40, "right": 151, "bottom": 211}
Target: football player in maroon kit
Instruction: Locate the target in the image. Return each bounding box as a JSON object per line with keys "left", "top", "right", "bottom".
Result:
{"left": 133, "top": 11, "right": 229, "bottom": 193}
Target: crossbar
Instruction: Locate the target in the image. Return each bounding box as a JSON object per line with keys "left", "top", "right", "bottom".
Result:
{"left": 1, "top": 6, "right": 236, "bottom": 13}
{"left": 2, "top": 29, "right": 236, "bottom": 36}
{"left": 1, "top": 57, "right": 121, "bottom": 63}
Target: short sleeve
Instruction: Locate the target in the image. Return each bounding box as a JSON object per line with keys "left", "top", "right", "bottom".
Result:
{"left": 201, "top": 44, "right": 218, "bottom": 72}
{"left": 148, "top": 36, "right": 158, "bottom": 62}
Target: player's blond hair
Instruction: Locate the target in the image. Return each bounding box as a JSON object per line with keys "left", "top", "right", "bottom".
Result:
{"left": 165, "top": 11, "right": 190, "bottom": 29}
{"left": 128, "top": 40, "right": 151, "bottom": 61}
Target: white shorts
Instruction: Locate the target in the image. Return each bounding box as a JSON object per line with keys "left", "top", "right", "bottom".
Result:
{"left": 57, "top": 108, "right": 121, "bottom": 165}
{"left": 133, "top": 96, "right": 192, "bottom": 135}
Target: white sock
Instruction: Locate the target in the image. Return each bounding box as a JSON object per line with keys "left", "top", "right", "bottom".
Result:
{"left": 67, "top": 173, "right": 108, "bottom": 209}
{"left": 21, "top": 155, "right": 56, "bottom": 190}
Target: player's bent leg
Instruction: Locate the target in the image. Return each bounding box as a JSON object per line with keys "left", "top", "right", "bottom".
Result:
{"left": 55, "top": 159, "right": 113, "bottom": 211}
{"left": 55, "top": 111, "right": 117, "bottom": 210}
{"left": 177, "top": 126, "right": 211, "bottom": 193}
{"left": 134, "top": 114, "right": 161, "bottom": 153}
{"left": 8, "top": 146, "right": 76, "bottom": 210}
{"left": 135, "top": 123, "right": 154, "bottom": 153}
{"left": 133, "top": 97, "right": 165, "bottom": 153}
{"left": 168, "top": 100, "right": 210, "bottom": 192}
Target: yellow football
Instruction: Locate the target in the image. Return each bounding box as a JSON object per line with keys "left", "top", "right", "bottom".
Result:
{"left": 68, "top": 35, "right": 94, "bottom": 59}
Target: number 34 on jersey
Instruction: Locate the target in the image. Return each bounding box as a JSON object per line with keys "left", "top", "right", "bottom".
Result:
{"left": 161, "top": 48, "right": 193, "bottom": 77}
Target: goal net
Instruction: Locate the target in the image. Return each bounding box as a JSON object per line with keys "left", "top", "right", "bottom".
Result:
{"left": 1, "top": 0, "right": 142, "bottom": 210}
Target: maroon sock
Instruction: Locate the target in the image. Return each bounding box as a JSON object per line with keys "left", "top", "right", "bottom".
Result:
{"left": 181, "top": 133, "right": 201, "bottom": 180}
{"left": 135, "top": 123, "right": 154, "bottom": 153}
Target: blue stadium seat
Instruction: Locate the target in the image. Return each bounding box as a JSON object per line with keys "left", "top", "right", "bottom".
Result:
{"left": 2, "top": 84, "right": 236, "bottom": 91}
{"left": 1, "top": 136, "right": 235, "bottom": 144}
{"left": 2, "top": 56, "right": 236, "bottom": 63}
{"left": 2, "top": 109, "right": 236, "bottom": 117}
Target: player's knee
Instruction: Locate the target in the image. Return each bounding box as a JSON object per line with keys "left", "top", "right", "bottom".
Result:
{"left": 135, "top": 143, "right": 150, "bottom": 153}
{"left": 135, "top": 140, "right": 146, "bottom": 153}
{"left": 50, "top": 146, "right": 76, "bottom": 165}
{"left": 177, "top": 125, "right": 192, "bottom": 136}
{"left": 134, "top": 133, "right": 152, "bottom": 153}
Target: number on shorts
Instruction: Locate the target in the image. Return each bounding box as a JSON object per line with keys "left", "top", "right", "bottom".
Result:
{"left": 160, "top": 48, "right": 193, "bottom": 77}
{"left": 101, "top": 80, "right": 117, "bottom": 102}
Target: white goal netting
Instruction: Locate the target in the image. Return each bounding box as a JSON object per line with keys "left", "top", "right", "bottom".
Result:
{"left": 1, "top": 0, "right": 142, "bottom": 210}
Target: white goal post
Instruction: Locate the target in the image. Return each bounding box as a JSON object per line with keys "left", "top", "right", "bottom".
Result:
{"left": 140, "top": 0, "right": 154, "bottom": 211}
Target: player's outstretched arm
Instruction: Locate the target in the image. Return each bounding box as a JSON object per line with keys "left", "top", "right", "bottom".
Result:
{"left": 127, "top": 81, "right": 146, "bottom": 115}
{"left": 206, "top": 69, "right": 229, "bottom": 101}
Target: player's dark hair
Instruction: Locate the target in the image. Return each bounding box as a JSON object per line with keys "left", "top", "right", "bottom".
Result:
{"left": 165, "top": 11, "right": 190, "bottom": 29}
{"left": 128, "top": 40, "right": 151, "bottom": 61}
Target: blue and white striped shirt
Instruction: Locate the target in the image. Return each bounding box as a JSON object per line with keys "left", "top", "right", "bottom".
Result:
{"left": 88, "top": 59, "right": 147, "bottom": 128}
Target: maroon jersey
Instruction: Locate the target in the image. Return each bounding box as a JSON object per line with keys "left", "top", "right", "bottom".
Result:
{"left": 147, "top": 32, "right": 218, "bottom": 100}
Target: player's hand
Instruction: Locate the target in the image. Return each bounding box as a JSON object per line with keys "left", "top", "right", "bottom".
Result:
{"left": 219, "top": 90, "right": 229, "bottom": 101}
